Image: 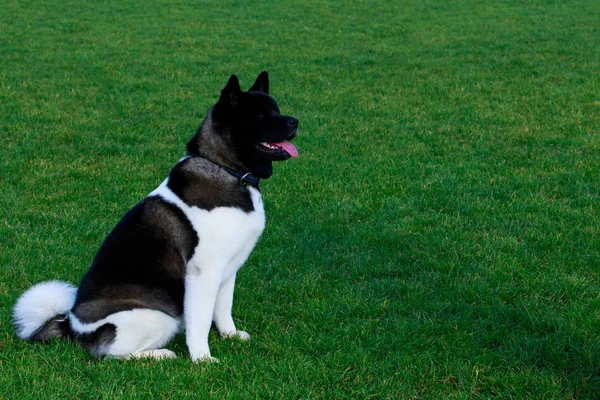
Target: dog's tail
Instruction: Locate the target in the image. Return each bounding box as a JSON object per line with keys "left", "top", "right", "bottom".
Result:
{"left": 13, "top": 281, "right": 77, "bottom": 342}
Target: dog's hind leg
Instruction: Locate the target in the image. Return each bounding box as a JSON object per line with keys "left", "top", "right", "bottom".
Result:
{"left": 71, "top": 309, "right": 180, "bottom": 359}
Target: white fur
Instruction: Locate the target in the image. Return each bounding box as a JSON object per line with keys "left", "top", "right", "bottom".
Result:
{"left": 13, "top": 280, "right": 77, "bottom": 339}
{"left": 150, "top": 178, "right": 264, "bottom": 362}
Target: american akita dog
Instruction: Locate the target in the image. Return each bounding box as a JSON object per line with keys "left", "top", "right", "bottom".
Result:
{"left": 13, "top": 71, "right": 299, "bottom": 362}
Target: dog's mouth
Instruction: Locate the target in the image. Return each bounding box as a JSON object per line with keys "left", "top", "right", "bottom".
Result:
{"left": 256, "top": 141, "right": 298, "bottom": 158}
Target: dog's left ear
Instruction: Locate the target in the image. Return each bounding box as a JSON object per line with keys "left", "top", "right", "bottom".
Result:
{"left": 249, "top": 71, "right": 269, "bottom": 94}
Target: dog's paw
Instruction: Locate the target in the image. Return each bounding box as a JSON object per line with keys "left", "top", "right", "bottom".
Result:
{"left": 222, "top": 330, "right": 250, "bottom": 341}
{"left": 235, "top": 330, "right": 251, "bottom": 341}
{"left": 132, "top": 349, "right": 177, "bottom": 360}
{"left": 191, "top": 354, "right": 219, "bottom": 364}
{"left": 114, "top": 349, "right": 177, "bottom": 360}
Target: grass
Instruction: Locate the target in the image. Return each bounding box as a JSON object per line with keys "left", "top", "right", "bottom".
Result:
{"left": 1, "top": 0, "right": 599, "bottom": 398}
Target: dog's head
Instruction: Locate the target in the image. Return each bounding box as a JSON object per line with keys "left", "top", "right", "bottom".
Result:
{"left": 188, "top": 72, "right": 298, "bottom": 179}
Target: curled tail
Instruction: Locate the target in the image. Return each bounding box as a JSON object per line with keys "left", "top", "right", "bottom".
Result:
{"left": 13, "top": 281, "right": 77, "bottom": 342}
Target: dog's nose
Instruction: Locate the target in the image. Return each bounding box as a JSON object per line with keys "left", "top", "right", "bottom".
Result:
{"left": 287, "top": 118, "right": 299, "bottom": 128}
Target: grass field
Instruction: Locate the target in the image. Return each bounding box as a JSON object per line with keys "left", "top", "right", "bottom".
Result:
{"left": 1, "top": 0, "right": 600, "bottom": 398}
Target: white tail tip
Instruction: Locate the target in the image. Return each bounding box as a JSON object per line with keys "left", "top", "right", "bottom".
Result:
{"left": 13, "top": 281, "right": 77, "bottom": 339}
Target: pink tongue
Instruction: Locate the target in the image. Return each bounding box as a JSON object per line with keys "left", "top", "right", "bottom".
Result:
{"left": 272, "top": 141, "right": 298, "bottom": 158}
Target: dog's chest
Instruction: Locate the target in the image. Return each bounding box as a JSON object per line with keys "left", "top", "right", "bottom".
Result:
{"left": 186, "top": 187, "right": 265, "bottom": 276}
{"left": 151, "top": 180, "right": 265, "bottom": 277}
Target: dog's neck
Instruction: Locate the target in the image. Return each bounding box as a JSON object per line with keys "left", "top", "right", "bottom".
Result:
{"left": 187, "top": 117, "right": 246, "bottom": 172}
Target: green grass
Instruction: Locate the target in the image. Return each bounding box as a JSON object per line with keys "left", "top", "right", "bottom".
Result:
{"left": 1, "top": 0, "right": 600, "bottom": 398}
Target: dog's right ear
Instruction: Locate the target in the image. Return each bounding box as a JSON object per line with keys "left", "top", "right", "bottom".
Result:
{"left": 220, "top": 74, "right": 242, "bottom": 106}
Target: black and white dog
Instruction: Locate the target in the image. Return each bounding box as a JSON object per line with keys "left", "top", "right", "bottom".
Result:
{"left": 13, "top": 72, "right": 298, "bottom": 362}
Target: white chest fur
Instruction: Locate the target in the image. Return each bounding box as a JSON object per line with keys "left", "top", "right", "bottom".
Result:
{"left": 149, "top": 178, "right": 265, "bottom": 278}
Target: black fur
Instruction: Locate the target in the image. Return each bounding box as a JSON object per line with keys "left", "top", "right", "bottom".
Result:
{"left": 29, "top": 314, "right": 71, "bottom": 342}
{"left": 73, "top": 196, "right": 197, "bottom": 323}
{"left": 77, "top": 323, "right": 117, "bottom": 358}
{"left": 167, "top": 157, "right": 254, "bottom": 212}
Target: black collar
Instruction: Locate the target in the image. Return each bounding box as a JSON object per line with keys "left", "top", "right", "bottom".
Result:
{"left": 221, "top": 166, "right": 261, "bottom": 188}
{"left": 190, "top": 155, "right": 260, "bottom": 188}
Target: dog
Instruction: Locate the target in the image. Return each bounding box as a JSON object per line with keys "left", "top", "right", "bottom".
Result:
{"left": 13, "top": 71, "right": 299, "bottom": 362}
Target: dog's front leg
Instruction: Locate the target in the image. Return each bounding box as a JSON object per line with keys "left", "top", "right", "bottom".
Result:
{"left": 184, "top": 272, "right": 220, "bottom": 363}
{"left": 213, "top": 273, "right": 250, "bottom": 340}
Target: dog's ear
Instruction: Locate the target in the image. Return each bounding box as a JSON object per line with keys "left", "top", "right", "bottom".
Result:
{"left": 220, "top": 74, "right": 242, "bottom": 106}
{"left": 249, "top": 71, "right": 269, "bottom": 94}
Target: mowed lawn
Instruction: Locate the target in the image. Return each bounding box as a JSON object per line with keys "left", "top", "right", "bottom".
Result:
{"left": 1, "top": 0, "right": 599, "bottom": 398}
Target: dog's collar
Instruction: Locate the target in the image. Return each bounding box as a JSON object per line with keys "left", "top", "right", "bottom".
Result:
{"left": 189, "top": 155, "right": 260, "bottom": 188}
{"left": 221, "top": 166, "right": 261, "bottom": 188}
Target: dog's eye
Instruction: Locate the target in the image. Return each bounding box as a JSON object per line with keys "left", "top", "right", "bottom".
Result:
{"left": 256, "top": 114, "right": 265, "bottom": 121}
